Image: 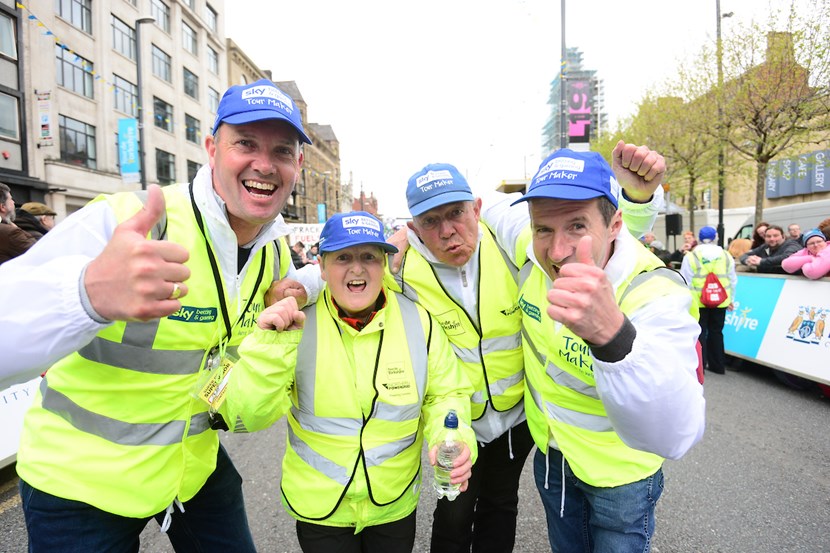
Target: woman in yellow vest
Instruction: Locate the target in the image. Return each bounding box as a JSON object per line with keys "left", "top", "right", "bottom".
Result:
{"left": 223, "top": 211, "right": 477, "bottom": 553}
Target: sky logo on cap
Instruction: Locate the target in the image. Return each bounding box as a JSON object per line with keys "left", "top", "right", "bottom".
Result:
{"left": 342, "top": 215, "right": 381, "bottom": 233}
{"left": 240, "top": 85, "right": 294, "bottom": 113}
{"left": 416, "top": 169, "right": 455, "bottom": 189}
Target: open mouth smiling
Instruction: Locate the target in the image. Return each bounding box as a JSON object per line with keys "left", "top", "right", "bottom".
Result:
{"left": 347, "top": 279, "right": 367, "bottom": 292}
{"left": 243, "top": 180, "right": 277, "bottom": 197}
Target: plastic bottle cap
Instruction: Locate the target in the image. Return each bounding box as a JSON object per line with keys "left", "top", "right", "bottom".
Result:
{"left": 444, "top": 410, "right": 458, "bottom": 429}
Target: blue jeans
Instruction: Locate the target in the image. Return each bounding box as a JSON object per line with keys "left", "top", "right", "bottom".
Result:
{"left": 533, "top": 448, "right": 663, "bottom": 553}
{"left": 20, "top": 444, "right": 256, "bottom": 553}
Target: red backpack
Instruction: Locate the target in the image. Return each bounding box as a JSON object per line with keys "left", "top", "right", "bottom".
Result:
{"left": 700, "top": 271, "right": 727, "bottom": 308}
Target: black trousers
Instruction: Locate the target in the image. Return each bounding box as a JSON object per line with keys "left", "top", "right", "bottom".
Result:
{"left": 296, "top": 511, "right": 416, "bottom": 553}
{"left": 699, "top": 307, "right": 727, "bottom": 374}
{"left": 430, "top": 420, "right": 535, "bottom": 553}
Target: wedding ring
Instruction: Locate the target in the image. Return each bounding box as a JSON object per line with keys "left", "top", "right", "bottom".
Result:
{"left": 169, "top": 282, "right": 182, "bottom": 300}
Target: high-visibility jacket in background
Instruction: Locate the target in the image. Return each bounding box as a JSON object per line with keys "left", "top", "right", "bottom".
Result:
{"left": 688, "top": 247, "right": 734, "bottom": 308}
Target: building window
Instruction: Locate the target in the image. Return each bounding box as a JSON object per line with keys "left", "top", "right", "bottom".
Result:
{"left": 208, "top": 87, "right": 220, "bottom": 114}
{"left": 187, "top": 160, "right": 201, "bottom": 182}
{"left": 0, "top": 93, "right": 19, "bottom": 140}
{"left": 59, "top": 114, "right": 96, "bottom": 169}
{"left": 207, "top": 45, "right": 218, "bottom": 74}
{"left": 183, "top": 68, "right": 199, "bottom": 99}
{"left": 0, "top": 13, "right": 17, "bottom": 59}
{"left": 205, "top": 4, "right": 217, "bottom": 32}
{"left": 113, "top": 74, "right": 137, "bottom": 116}
{"left": 156, "top": 149, "right": 176, "bottom": 184}
{"left": 153, "top": 97, "right": 173, "bottom": 132}
{"left": 56, "top": 45, "right": 94, "bottom": 98}
{"left": 182, "top": 21, "right": 197, "bottom": 55}
{"left": 111, "top": 16, "right": 136, "bottom": 60}
{"left": 151, "top": 0, "right": 170, "bottom": 33}
{"left": 185, "top": 113, "right": 200, "bottom": 143}
{"left": 182, "top": 0, "right": 194, "bottom": 9}
{"left": 151, "top": 45, "right": 171, "bottom": 82}
{"left": 124, "top": 0, "right": 137, "bottom": 6}
{"left": 55, "top": 0, "right": 92, "bottom": 34}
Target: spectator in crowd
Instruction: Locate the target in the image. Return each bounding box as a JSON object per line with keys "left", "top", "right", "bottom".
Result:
{"left": 787, "top": 223, "right": 802, "bottom": 243}
{"left": 291, "top": 240, "right": 309, "bottom": 268}
{"left": 680, "top": 226, "right": 737, "bottom": 375}
{"left": 727, "top": 238, "right": 752, "bottom": 261}
{"left": 782, "top": 228, "right": 830, "bottom": 279}
{"left": 739, "top": 224, "right": 801, "bottom": 274}
{"left": 750, "top": 221, "right": 770, "bottom": 249}
{"left": 305, "top": 242, "right": 320, "bottom": 264}
{"left": 16, "top": 202, "right": 57, "bottom": 240}
{"left": 669, "top": 230, "right": 697, "bottom": 265}
{"left": 648, "top": 239, "right": 672, "bottom": 266}
{"left": 0, "top": 182, "right": 36, "bottom": 264}
{"left": 817, "top": 217, "right": 830, "bottom": 240}
{"left": 641, "top": 231, "right": 656, "bottom": 247}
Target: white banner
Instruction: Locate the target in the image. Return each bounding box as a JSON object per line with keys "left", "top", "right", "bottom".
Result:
{"left": 1, "top": 377, "right": 40, "bottom": 468}
{"left": 288, "top": 223, "right": 324, "bottom": 247}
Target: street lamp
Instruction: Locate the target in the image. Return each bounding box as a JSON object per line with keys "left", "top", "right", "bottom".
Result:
{"left": 715, "top": 2, "right": 733, "bottom": 246}
{"left": 135, "top": 16, "right": 155, "bottom": 190}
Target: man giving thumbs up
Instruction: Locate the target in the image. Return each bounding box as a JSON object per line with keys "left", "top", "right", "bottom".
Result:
{"left": 505, "top": 149, "right": 706, "bottom": 553}
{"left": 0, "top": 79, "right": 322, "bottom": 552}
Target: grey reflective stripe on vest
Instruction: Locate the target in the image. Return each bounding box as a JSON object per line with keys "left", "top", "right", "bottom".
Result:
{"left": 470, "top": 370, "right": 525, "bottom": 404}
{"left": 40, "top": 378, "right": 211, "bottom": 446}
{"left": 618, "top": 267, "right": 686, "bottom": 306}
{"left": 289, "top": 296, "right": 428, "bottom": 480}
{"left": 492, "top": 234, "right": 519, "bottom": 284}
{"left": 521, "top": 327, "right": 600, "bottom": 400}
{"left": 688, "top": 252, "right": 728, "bottom": 292}
{"left": 392, "top": 272, "right": 420, "bottom": 302}
{"left": 287, "top": 424, "right": 352, "bottom": 486}
{"left": 526, "top": 376, "right": 613, "bottom": 432}
{"left": 518, "top": 261, "right": 534, "bottom": 290}
{"left": 78, "top": 320, "right": 206, "bottom": 375}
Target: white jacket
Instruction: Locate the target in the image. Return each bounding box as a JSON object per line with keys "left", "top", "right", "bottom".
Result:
{"left": 0, "top": 166, "right": 321, "bottom": 389}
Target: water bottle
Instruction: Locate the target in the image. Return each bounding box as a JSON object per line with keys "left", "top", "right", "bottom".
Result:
{"left": 433, "top": 410, "right": 463, "bottom": 501}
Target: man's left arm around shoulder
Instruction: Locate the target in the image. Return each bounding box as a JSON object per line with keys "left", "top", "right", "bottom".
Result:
{"left": 590, "top": 289, "right": 705, "bottom": 460}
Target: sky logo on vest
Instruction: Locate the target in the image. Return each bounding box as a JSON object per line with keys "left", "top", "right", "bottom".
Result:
{"left": 168, "top": 306, "right": 218, "bottom": 323}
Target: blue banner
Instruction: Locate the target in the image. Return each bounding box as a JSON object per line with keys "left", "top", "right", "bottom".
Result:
{"left": 118, "top": 118, "right": 140, "bottom": 184}
{"left": 724, "top": 275, "right": 785, "bottom": 358}
{"left": 317, "top": 203, "right": 327, "bottom": 224}
{"left": 779, "top": 157, "right": 794, "bottom": 197}
{"left": 812, "top": 150, "right": 828, "bottom": 194}
{"left": 794, "top": 153, "right": 812, "bottom": 195}
{"left": 765, "top": 160, "right": 779, "bottom": 198}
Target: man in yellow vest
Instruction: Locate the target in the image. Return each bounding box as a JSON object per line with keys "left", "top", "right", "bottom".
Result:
{"left": 680, "top": 226, "right": 737, "bottom": 375}
{"left": 482, "top": 149, "right": 705, "bottom": 553}
{"left": 0, "top": 79, "right": 321, "bottom": 552}
{"left": 222, "top": 211, "right": 477, "bottom": 552}
{"left": 388, "top": 143, "right": 670, "bottom": 553}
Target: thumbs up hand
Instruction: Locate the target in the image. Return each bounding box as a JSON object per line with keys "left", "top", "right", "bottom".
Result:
{"left": 546, "top": 236, "right": 624, "bottom": 345}
{"left": 84, "top": 185, "right": 191, "bottom": 322}
{"left": 256, "top": 296, "right": 305, "bottom": 331}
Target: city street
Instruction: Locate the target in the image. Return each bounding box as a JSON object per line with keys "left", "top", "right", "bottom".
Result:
{"left": 1, "top": 361, "right": 828, "bottom": 552}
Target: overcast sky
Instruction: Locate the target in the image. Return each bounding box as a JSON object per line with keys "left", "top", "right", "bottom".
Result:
{"left": 226, "top": 0, "right": 785, "bottom": 220}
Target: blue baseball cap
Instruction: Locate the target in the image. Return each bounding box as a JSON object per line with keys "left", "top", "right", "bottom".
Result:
{"left": 406, "top": 163, "right": 475, "bottom": 217}
{"left": 699, "top": 226, "right": 717, "bottom": 242}
{"left": 512, "top": 149, "right": 620, "bottom": 208}
{"left": 211, "top": 78, "right": 312, "bottom": 144}
{"left": 319, "top": 212, "right": 398, "bottom": 254}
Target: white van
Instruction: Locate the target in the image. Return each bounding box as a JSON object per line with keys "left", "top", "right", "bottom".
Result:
{"left": 731, "top": 198, "right": 830, "bottom": 242}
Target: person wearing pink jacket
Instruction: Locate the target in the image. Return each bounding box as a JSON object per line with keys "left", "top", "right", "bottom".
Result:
{"left": 782, "top": 228, "right": 830, "bottom": 279}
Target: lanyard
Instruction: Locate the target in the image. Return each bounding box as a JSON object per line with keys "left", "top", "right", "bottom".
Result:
{"left": 188, "top": 183, "right": 266, "bottom": 355}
